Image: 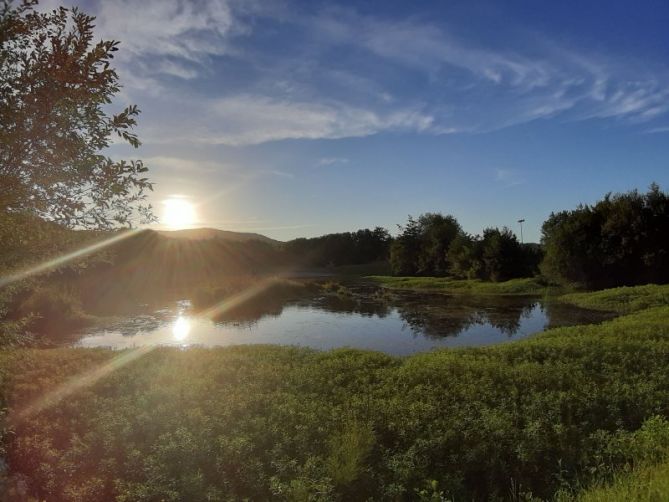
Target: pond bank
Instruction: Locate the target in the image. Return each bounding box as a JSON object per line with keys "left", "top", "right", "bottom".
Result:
{"left": 367, "top": 275, "right": 559, "bottom": 295}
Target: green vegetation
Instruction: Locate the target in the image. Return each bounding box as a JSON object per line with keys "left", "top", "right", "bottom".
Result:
{"left": 557, "top": 415, "right": 669, "bottom": 501}
{"left": 574, "top": 460, "right": 669, "bottom": 501}
{"left": 542, "top": 185, "right": 669, "bottom": 289}
{"left": 368, "top": 275, "right": 554, "bottom": 295}
{"left": 2, "top": 3, "right": 669, "bottom": 499}
{"left": 2, "top": 303, "right": 669, "bottom": 500}
{"left": 390, "top": 213, "right": 542, "bottom": 281}
{"left": 284, "top": 228, "right": 391, "bottom": 268}
{"left": 559, "top": 284, "right": 669, "bottom": 314}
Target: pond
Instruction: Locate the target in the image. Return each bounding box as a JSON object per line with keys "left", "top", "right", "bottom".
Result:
{"left": 75, "top": 281, "right": 614, "bottom": 355}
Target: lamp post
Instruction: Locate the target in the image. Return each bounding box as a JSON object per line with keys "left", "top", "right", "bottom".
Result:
{"left": 517, "top": 219, "right": 525, "bottom": 244}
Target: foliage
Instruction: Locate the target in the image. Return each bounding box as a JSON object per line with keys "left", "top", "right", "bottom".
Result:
{"left": 390, "top": 213, "right": 461, "bottom": 276}
{"left": 448, "top": 229, "right": 542, "bottom": 282}
{"left": 390, "top": 214, "right": 541, "bottom": 281}
{"left": 0, "top": 0, "right": 152, "bottom": 228}
{"left": 560, "top": 284, "right": 669, "bottom": 314}
{"left": 558, "top": 417, "right": 669, "bottom": 501}
{"left": 541, "top": 184, "right": 669, "bottom": 289}
{"left": 3, "top": 304, "right": 669, "bottom": 500}
{"left": 285, "top": 227, "right": 391, "bottom": 268}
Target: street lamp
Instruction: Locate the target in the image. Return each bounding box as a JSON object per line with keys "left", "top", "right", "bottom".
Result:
{"left": 517, "top": 219, "right": 525, "bottom": 244}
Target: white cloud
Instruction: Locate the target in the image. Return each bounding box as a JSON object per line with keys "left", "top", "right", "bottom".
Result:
{"left": 80, "top": 1, "right": 669, "bottom": 145}
{"left": 95, "top": 0, "right": 238, "bottom": 61}
{"left": 141, "top": 95, "right": 438, "bottom": 145}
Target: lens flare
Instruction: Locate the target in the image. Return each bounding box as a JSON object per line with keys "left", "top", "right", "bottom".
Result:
{"left": 0, "top": 229, "right": 141, "bottom": 289}
{"left": 9, "top": 345, "right": 155, "bottom": 425}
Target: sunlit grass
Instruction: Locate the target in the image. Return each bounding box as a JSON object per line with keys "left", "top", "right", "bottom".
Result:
{"left": 559, "top": 284, "right": 669, "bottom": 313}
{"left": 573, "top": 461, "right": 669, "bottom": 501}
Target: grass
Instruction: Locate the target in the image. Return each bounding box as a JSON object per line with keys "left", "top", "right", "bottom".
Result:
{"left": 367, "top": 275, "right": 556, "bottom": 295}
{"left": 573, "top": 461, "right": 669, "bottom": 502}
{"left": 559, "top": 284, "right": 669, "bottom": 313}
{"left": 2, "top": 300, "right": 669, "bottom": 500}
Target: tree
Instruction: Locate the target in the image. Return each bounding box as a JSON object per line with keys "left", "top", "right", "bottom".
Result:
{"left": 0, "top": 0, "right": 152, "bottom": 228}
{"left": 390, "top": 216, "right": 422, "bottom": 275}
{"left": 447, "top": 233, "right": 483, "bottom": 279}
{"left": 390, "top": 213, "right": 462, "bottom": 276}
{"left": 540, "top": 184, "right": 669, "bottom": 288}
{"left": 480, "top": 227, "right": 524, "bottom": 282}
{"left": 283, "top": 227, "right": 391, "bottom": 268}
{"left": 415, "top": 213, "right": 461, "bottom": 275}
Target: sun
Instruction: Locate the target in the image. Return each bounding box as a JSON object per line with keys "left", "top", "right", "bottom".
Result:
{"left": 162, "top": 197, "right": 197, "bottom": 229}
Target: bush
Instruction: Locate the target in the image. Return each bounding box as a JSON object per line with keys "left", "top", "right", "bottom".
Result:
{"left": 16, "top": 286, "right": 89, "bottom": 337}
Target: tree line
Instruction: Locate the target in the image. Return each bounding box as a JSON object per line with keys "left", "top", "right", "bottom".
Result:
{"left": 541, "top": 183, "right": 669, "bottom": 288}
{"left": 388, "top": 213, "right": 541, "bottom": 281}
{"left": 385, "top": 183, "right": 669, "bottom": 288}
{"left": 283, "top": 227, "right": 391, "bottom": 267}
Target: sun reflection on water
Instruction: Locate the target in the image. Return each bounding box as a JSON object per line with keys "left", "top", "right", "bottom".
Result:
{"left": 172, "top": 316, "right": 191, "bottom": 342}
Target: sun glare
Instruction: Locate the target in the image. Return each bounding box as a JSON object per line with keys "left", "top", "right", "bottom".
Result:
{"left": 162, "top": 197, "right": 197, "bottom": 229}
{"left": 172, "top": 316, "right": 191, "bottom": 342}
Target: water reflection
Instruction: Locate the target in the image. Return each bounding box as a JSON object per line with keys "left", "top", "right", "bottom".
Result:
{"left": 172, "top": 316, "right": 191, "bottom": 342}
{"left": 75, "top": 282, "right": 615, "bottom": 355}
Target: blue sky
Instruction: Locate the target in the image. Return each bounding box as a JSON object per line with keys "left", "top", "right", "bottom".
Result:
{"left": 50, "top": 0, "right": 669, "bottom": 241}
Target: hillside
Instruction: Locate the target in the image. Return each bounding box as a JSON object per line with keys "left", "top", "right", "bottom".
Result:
{"left": 70, "top": 229, "right": 286, "bottom": 312}
{"left": 157, "top": 227, "right": 279, "bottom": 245}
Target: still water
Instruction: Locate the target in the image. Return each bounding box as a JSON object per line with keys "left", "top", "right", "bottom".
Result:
{"left": 75, "top": 283, "right": 613, "bottom": 356}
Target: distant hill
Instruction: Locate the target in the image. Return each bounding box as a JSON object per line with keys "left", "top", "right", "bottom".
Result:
{"left": 157, "top": 227, "right": 280, "bottom": 245}
{"left": 72, "top": 228, "right": 287, "bottom": 311}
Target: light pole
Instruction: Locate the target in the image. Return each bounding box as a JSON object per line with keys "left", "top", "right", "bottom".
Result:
{"left": 517, "top": 219, "right": 525, "bottom": 244}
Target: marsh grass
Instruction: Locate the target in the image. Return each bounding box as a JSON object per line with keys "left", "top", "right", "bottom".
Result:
{"left": 368, "top": 276, "right": 555, "bottom": 296}
{"left": 559, "top": 284, "right": 669, "bottom": 314}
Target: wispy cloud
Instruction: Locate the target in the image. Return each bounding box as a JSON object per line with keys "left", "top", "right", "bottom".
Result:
{"left": 95, "top": 0, "right": 241, "bottom": 65}
{"left": 77, "top": 0, "right": 669, "bottom": 145}
{"left": 495, "top": 168, "right": 525, "bottom": 187}
{"left": 645, "top": 126, "right": 669, "bottom": 134}
{"left": 300, "top": 7, "right": 669, "bottom": 130}
{"left": 318, "top": 157, "right": 349, "bottom": 166}
{"left": 141, "top": 95, "right": 437, "bottom": 145}
{"left": 265, "top": 169, "right": 294, "bottom": 178}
